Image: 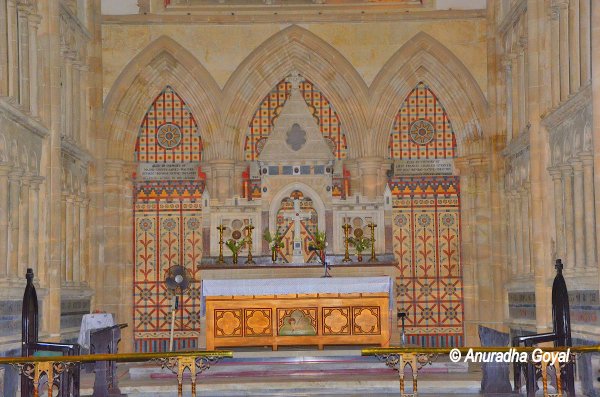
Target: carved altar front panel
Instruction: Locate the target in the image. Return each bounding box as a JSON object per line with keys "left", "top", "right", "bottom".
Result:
{"left": 205, "top": 293, "right": 389, "bottom": 350}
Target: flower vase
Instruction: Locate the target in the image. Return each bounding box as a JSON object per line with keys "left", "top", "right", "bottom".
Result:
{"left": 357, "top": 253, "right": 363, "bottom": 262}
{"left": 232, "top": 252, "right": 238, "bottom": 264}
{"left": 271, "top": 248, "right": 277, "bottom": 263}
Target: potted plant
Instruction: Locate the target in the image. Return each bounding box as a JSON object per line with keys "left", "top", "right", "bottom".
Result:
{"left": 263, "top": 228, "right": 284, "bottom": 262}
{"left": 308, "top": 228, "right": 327, "bottom": 263}
{"left": 225, "top": 238, "right": 246, "bottom": 264}
{"left": 347, "top": 235, "right": 371, "bottom": 262}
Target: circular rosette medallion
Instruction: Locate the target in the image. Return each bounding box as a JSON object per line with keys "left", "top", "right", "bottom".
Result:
{"left": 156, "top": 123, "right": 182, "bottom": 149}
{"left": 409, "top": 119, "right": 435, "bottom": 145}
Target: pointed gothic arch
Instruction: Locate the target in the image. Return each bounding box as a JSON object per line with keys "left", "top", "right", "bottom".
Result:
{"left": 370, "top": 32, "right": 489, "bottom": 157}
{"left": 103, "top": 35, "right": 221, "bottom": 161}
{"left": 222, "top": 25, "right": 369, "bottom": 160}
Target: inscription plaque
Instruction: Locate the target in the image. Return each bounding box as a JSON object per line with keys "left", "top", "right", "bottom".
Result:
{"left": 393, "top": 159, "right": 453, "bottom": 176}
{"left": 138, "top": 163, "right": 199, "bottom": 180}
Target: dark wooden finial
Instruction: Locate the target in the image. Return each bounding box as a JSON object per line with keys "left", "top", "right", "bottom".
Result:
{"left": 26, "top": 268, "right": 34, "bottom": 283}
{"left": 555, "top": 259, "right": 563, "bottom": 273}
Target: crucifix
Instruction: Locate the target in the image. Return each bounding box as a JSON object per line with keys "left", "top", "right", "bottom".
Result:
{"left": 281, "top": 198, "right": 312, "bottom": 263}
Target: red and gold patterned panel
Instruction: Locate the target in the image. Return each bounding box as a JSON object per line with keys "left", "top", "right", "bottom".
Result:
{"left": 391, "top": 176, "right": 463, "bottom": 347}
{"left": 135, "top": 86, "right": 202, "bottom": 163}
{"left": 133, "top": 190, "right": 204, "bottom": 352}
{"left": 388, "top": 82, "right": 456, "bottom": 160}
{"left": 133, "top": 86, "right": 205, "bottom": 353}
{"left": 245, "top": 77, "right": 347, "bottom": 161}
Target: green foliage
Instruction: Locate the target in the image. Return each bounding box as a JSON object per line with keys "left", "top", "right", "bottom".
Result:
{"left": 309, "top": 228, "right": 327, "bottom": 251}
{"left": 347, "top": 236, "right": 372, "bottom": 253}
{"left": 263, "top": 228, "right": 284, "bottom": 249}
{"left": 225, "top": 238, "right": 246, "bottom": 254}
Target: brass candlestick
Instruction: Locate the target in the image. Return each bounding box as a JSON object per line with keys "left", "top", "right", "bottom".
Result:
{"left": 368, "top": 222, "right": 377, "bottom": 262}
{"left": 342, "top": 223, "right": 352, "bottom": 262}
{"left": 245, "top": 223, "right": 256, "bottom": 264}
{"left": 216, "top": 225, "right": 226, "bottom": 264}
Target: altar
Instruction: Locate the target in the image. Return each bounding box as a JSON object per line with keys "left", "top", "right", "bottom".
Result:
{"left": 203, "top": 276, "right": 392, "bottom": 350}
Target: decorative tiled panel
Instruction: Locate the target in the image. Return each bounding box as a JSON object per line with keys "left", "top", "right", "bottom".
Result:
{"left": 508, "top": 292, "right": 536, "bottom": 321}
{"left": 276, "top": 190, "right": 319, "bottom": 263}
{"left": 388, "top": 82, "right": 456, "bottom": 160}
{"left": 245, "top": 77, "right": 347, "bottom": 161}
{"left": 135, "top": 86, "right": 202, "bottom": 163}
{"left": 133, "top": 188, "right": 204, "bottom": 352}
{"left": 569, "top": 290, "right": 600, "bottom": 326}
{"left": 392, "top": 176, "right": 464, "bottom": 347}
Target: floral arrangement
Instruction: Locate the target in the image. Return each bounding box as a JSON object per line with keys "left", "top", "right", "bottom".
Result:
{"left": 263, "top": 228, "right": 284, "bottom": 250}
{"left": 347, "top": 235, "right": 372, "bottom": 254}
{"left": 225, "top": 238, "right": 246, "bottom": 255}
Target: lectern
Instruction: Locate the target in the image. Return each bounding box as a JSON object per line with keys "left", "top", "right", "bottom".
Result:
{"left": 90, "top": 324, "right": 127, "bottom": 397}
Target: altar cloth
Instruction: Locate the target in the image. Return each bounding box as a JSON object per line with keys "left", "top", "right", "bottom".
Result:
{"left": 201, "top": 276, "right": 393, "bottom": 314}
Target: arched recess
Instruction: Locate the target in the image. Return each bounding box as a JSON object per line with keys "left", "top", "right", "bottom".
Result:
{"left": 370, "top": 32, "right": 489, "bottom": 157}
{"left": 222, "top": 25, "right": 369, "bottom": 160}
{"left": 103, "top": 35, "right": 221, "bottom": 161}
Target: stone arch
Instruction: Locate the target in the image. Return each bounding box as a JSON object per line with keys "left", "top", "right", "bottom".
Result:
{"left": 222, "top": 25, "right": 369, "bottom": 160}
{"left": 268, "top": 182, "right": 326, "bottom": 233}
{"left": 370, "top": 32, "right": 489, "bottom": 157}
{"left": 103, "top": 35, "right": 221, "bottom": 161}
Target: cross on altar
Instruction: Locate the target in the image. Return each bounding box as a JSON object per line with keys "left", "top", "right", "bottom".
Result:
{"left": 281, "top": 198, "right": 312, "bottom": 263}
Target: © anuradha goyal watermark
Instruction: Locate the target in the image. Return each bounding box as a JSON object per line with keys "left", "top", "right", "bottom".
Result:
{"left": 449, "top": 348, "right": 572, "bottom": 365}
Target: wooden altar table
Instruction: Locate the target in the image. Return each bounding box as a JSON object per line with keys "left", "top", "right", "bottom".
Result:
{"left": 203, "top": 277, "right": 391, "bottom": 350}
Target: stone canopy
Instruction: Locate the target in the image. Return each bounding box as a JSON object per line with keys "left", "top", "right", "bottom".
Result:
{"left": 258, "top": 71, "right": 335, "bottom": 165}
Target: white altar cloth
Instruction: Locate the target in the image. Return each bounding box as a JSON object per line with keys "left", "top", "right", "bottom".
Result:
{"left": 202, "top": 276, "right": 392, "bottom": 314}
{"left": 77, "top": 313, "right": 114, "bottom": 349}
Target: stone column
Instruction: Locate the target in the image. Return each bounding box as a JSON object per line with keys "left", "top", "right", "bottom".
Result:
{"left": 579, "top": 0, "right": 591, "bottom": 84}
{"left": 571, "top": 160, "right": 585, "bottom": 270}
{"left": 72, "top": 63, "right": 81, "bottom": 143}
{"left": 510, "top": 53, "right": 520, "bottom": 135}
{"left": 502, "top": 57, "right": 513, "bottom": 141}
{"left": 80, "top": 198, "right": 89, "bottom": 283}
{"left": 17, "top": 4, "right": 30, "bottom": 109}
{"left": 507, "top": 191, "right": 517, "bottom": 275}
{"left": 18, "top": 175, "right": 30, "bottom": 276}
{"left": 0, "top": 166, "right": 10, "bottom": 277}
{"left": 357, "top": 157, "right": 382, "bottom": 200}
{"left": 29, "top": 177, "right": 42, "bottom": 274}
{"left": 568, "top": 0, "right": 580, "bottom": 92}
{"left": 210, "top": 159, "right": 234, "bottom": 202}
{"left": 549, "top": 6, "right": 561, "bottom": 107}
{"left": 515, "top": 190, "right": 524, "bottom": 275}
{"left": 7, "top": 170, "right": 21, "bottom": 278}
{"left": 581, "top": 153, "right": 596, "bottom": 269}
{"left": 63, "top": 56, "right": 73, "bottom": 139}
{"left": 60, "top": 192, "right": 67, "bottom": 283}
{"left": 558, "top": 1, "right": 570, "bottom": 100}
{"left": 521, "top": 185, "right": 532, "bottom": 274}
{"left": 517, "top": 38, "right": 527, "bottom": 129}
{"left": 6, "top": 0, "right": 18, "bottom": 98}
{"left": 28, "top": 14, "right": 40, "bottom": 116}
{"left": 561, "top": 165, "right": 575, "bottom": 268}
{"left": 549, "top": 168, "right": 566, "bottom": 259}
{"left": 0, "top": 0, "right": 9, "bottom": 95}
{"left": 72, "top": 195, "right": 81, "bottom": 283}
{"left": 65, "top": 194, "right": 74, "bottom": 283}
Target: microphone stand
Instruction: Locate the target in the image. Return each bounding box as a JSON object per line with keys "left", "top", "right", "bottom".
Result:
{"left": 310, "top": 246, "right": 331, "bottom": 278}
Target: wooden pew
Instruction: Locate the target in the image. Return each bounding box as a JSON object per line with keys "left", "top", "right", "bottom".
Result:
{"left": 512, "top": 259, "right": 575, "bottom": 397}
{"left": 21, "top": 268, "right": 81, "bottom": 397}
